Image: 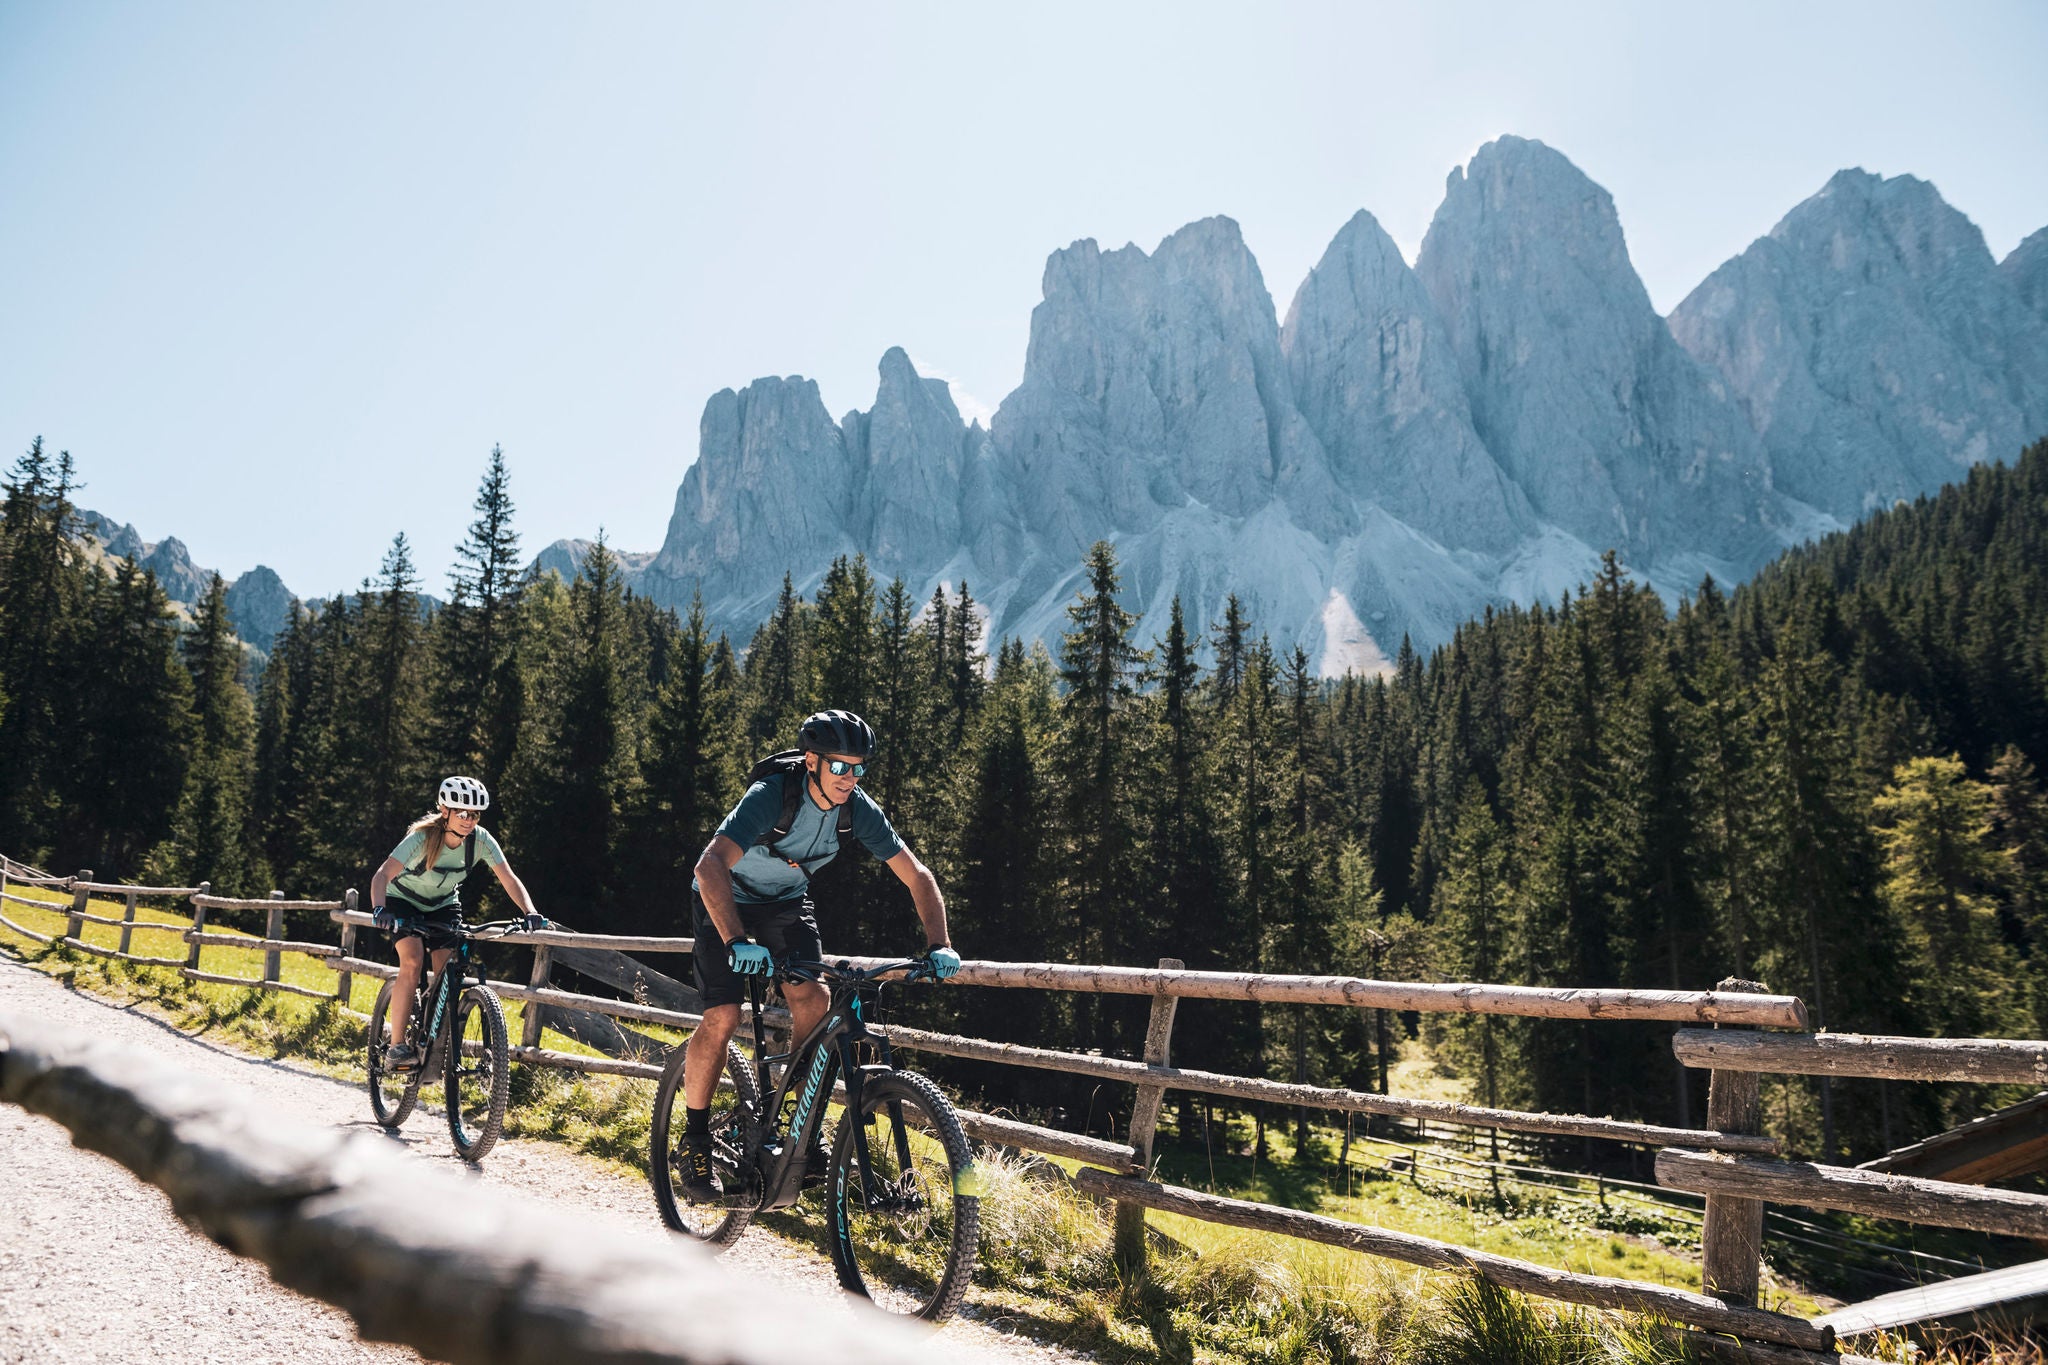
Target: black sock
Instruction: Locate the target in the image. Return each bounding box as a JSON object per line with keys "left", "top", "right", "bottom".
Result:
{"left": 686, "top": 1106, "right": 710, "bottom": 1140}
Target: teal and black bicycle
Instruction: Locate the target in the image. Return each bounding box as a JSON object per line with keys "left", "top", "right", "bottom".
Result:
{"left": 650, "top": 956, "right": 981, "bottom": 1321}
{"left": 366, "top": 918, "right": 518, "bottom": 1163}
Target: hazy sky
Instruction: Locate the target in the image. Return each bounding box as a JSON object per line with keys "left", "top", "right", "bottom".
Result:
{"left": 3, "top": 2, "right": 2044, "bottom": 597}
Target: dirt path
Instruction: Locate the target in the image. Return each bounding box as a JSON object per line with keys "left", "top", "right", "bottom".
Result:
{"left": 0, "top": 955, "right": 1092, "bottom": 1365}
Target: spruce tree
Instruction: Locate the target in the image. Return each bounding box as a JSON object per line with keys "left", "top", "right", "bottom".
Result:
{"left": 164, "top": 575, "right": 258, "bottom": 892}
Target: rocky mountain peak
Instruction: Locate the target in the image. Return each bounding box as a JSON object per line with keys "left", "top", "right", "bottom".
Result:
{"left": 1671, "top": 168, "right": 2048, "bottom": 523}
{"left": 2002, "top": 226, "right": 2048, "bottom": 325}
{"left": 1416, "top": 137, "right": 1784, "bottom": 575}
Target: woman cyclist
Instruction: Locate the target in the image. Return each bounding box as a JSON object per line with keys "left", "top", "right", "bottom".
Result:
{"left": 370, "top": 775, "right": 545, "bottom": 1070}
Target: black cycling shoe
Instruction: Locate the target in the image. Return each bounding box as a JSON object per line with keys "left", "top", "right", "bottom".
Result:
{"left": 678, "top": 1135, "right": 723, "bottom": 1204}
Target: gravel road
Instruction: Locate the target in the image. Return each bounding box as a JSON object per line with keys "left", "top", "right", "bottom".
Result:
{"left": 0, "top": 955, "right": 1093, "bottom": 1365}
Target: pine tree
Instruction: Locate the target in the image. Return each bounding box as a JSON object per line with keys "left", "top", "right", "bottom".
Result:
{"left": 0, "top": 438, "right": 88, "bottom": 856}
{"left": 163, "top": 575, "right": 258, "bottom": 892}
{"left": 432, "top": 445, "right": 525, "bottom": 787}
{"left": 65, "top": 560, "right": 191, "bottom": 872}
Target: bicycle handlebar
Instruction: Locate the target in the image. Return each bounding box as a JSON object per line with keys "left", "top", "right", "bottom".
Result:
{"left": 775, "top": 957, "right": 935, "bottom": 986}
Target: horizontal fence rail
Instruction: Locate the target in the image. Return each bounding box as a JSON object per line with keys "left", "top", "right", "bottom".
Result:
{"left": 1674, "top": 1029, "right": 2048, "bottom": 1085}
{"left": 1072, "top": 1167, "right": 1835, "bottom": 1352}
{"left": 0, "top": 1010, "right": 947, "bottom": 1365}
{"left": 1657, "top": 1149, "right": 2048, "bottom": 1240}
{"left": 874, "top": 1021, "right": 1784, "bottom": 1154}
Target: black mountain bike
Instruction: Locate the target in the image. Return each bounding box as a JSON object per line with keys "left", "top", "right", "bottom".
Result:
{"left": 367, "top": 918, "right": 517, "bottom": 1163}
{"left": 650, "top": 958, "right": 981, "bottom": 1322}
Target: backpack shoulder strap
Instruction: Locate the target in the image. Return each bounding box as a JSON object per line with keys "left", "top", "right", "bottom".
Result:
{"left": 757, "top": 768, "right": 807, "bottom": 847}
{"left": 463, "top": 831, "right": 476, "bottom": 875}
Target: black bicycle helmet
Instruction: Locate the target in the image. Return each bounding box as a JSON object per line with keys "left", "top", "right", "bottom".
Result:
{"left": 797, "top": 709, "right": 877, "bottom": 759}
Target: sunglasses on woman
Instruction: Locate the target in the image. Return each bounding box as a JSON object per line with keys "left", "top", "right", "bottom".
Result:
{"left": 823, "top": 758, "right": 866, "bottom": 777}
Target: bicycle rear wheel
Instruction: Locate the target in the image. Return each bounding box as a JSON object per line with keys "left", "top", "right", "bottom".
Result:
{"left": 827, "top": 1068, "right": 979, "bottom": 1321}
{"left": 367, "top": 980, "right": 423, "bottom": 1129}
{"left": 446, "top": 985, "right": 510, "bottom": 1162}
{"left": 650, "top": 1039, "right": 759, "bottom": 1248}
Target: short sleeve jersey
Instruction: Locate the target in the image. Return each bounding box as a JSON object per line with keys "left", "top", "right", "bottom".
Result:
{"left": 698, "top": 777, "right": 904, "bottom": 905}
{"left": 386, "top": 825, "right": 505, "bottom": 912}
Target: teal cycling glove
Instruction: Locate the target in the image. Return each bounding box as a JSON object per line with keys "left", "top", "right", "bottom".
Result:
{"left": 926, "top": 946, "right": 961, "bottom": 980}
{"left": 727, "top": 938, "right": 772, "bottom": 975}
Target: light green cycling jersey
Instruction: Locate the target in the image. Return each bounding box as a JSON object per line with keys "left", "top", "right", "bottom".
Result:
{"left": 387, "top": 824, "right": 504, "bottom": 912}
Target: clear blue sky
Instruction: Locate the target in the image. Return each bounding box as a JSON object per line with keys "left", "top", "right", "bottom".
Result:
{"left": 3, "top": 2, "right": 2043, "bottom": 598}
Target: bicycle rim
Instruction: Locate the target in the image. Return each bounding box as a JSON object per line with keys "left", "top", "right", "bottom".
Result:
{"left": 828, "top": 1069, "right": 979, "bottom": 1321}
{"left": 367, "top": 980, "right": 422, "bottom": 1129}
{"left": 649, "top": 1041, "right": 758, "bottom": 1247}
{"left": 446, "top": 986, "right": 510, "bottom": 1162}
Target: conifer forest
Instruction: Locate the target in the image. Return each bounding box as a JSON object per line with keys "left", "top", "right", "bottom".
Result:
{"left": 3, "top": 434, "right": 2046, "bottom": 1167}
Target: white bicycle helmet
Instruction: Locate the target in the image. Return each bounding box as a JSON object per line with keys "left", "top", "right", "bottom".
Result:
{"left": 438, "top": 775, "right": 490, "bottom": 811}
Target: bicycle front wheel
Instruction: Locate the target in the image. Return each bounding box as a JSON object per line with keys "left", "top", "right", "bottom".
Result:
{"left": 445, "top": 985, "right": 510, "bottom": 1162}
{"left": 650, "top": 1038, "right": 759, "bottom": 1248}
{"left": 367, "top": 979, "right": 423, "bottom": 1129}
{"left": 828, "top": 1069, "right": 979, "bottom": 1322}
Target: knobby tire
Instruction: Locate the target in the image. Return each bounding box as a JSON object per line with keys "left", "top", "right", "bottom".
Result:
{"left": 650, "top": 1040, "right": 759, "bottom": 1248}
{"left": 446, "top": 985, "right": 510, "bottom": 1162}
{"left": 367, "top": 978, "right": 423, "bottom": 1129}
{"left": 827, "top": 1068, "right": 979, "bottom": 1322}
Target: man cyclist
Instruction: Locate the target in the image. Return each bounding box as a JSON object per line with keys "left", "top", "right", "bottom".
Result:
{"left": 677, "top": 708, "right": 959, "bottom": 1202}
{"left": 369, "top": 775, "right": 546, "bottom": 1070}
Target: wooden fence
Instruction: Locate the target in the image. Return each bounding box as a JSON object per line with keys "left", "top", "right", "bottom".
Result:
{"left": 12, "top": 850, "right": 2046, "bottom": 1359}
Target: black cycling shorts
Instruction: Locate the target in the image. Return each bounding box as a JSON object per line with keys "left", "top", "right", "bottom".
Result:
{"left": 692, "top": 893, "right": 822, "bottom": 1010}
{"left": 389, "top": 904, "right": 464, "bottom": 953}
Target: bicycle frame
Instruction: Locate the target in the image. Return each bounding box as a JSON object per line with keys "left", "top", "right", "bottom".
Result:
{"left": 402, "top": 923, "right": 513, "bottom": 1070}
{"left": 739, "top": 959, "right": 926, "bottom": 1214}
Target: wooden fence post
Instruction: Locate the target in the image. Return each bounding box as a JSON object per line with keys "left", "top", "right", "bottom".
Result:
{"left": 1701, "top": 977, "right": 1768, "bottom": 1307}
{"left": 1114, "top": 956, "right": 1183, "bottom": 1276}
{"left": 522, "top": 941, "right": 553, "bottom": 1050}
{"left": 185, "top": 882, "right": 211, "bottom": 973}
{"left": 66, "top": 871, "right": 93, "bottom": 945}
{"left": 264, "top": 890, "right": 285, "bottom": 985}
{"left": 336, "top": 890, "right": 357, "bottom": 1005}
{"left": 118, "top": 889, "right": 139, "bottom": 957}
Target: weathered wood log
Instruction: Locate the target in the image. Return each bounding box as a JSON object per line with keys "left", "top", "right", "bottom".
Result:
{"left": 1116, "top": 958, "right": 1182, "bottom": 1274}
{"left": 1658, "top": 1147, "right": 2048, "bottom": 1239}
{"left": 506, "top": 1044, "right": 666, "bottom": 1081}
{"left": 71, "top": 881, "right": 204, "bottom": 897}
{"left": 328, "top": 910, "right": 695, "bottom": 954}
{"left": 1674, "top": 1029, "right": 2048, "bottom": 1085}
{"left": 319, "top": 956, "right": 398, "bottom": 981}
{"left": 180, "top": 967, "right": 336, "bottom": 998}
{"left": 336, "top": 891, "right": 357, "bottom": 1005}
{"left": 936, "top": 963, "right": 1808, "bottom": 1024}
{"left": 66, "top": 870, "right": 91, "bottom": 943}
{"left": 184, "top": 883, "right": 210, "bottom": 971}
{"left": 0, "top": 889, "right": 62, "bottom": 910}
{"left": 1701, "top": 977, "right": 1768, "bottom": 1308}
{"left": 0, "top": 1009, "right": 950, "bottom": 1365}
{"left": 1071, "top": 1168, "right": 1833, "bottom": 1351}
{"left": 117, "top": 889, "right": 139, "bottom": 956}
{"left": 56, "top": 935, "right": 118, "bottom": 957}
{"left": 875, "top": 1022, "right": 1781, "bottom": 1153}
{"left": 183, "top": 931, "right": 343, "bottom": 957}
{"left": 522, "top": 945, "right": 552, "bottom": 1050}
{"left": 1663, "top": 1327, "right": 1884, "bottom": 1365}
{"left": 552, "top": 945, "right": 702, "bottom": 1014}
{"left": 197, "top": 894, "right": 346, "bottom": 912}
{"left": 488, "top": 980, "right": 701, "bottom": 1031}
{"left": 264, "top": 891, "right": 285, "bottom": 983}
{"left": 957, "top": 1111, "right": 1137, "bottom": 1167}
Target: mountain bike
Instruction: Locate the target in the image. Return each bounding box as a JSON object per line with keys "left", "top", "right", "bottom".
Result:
{"left": 366, "top": 917, "right": 518, "bottom": 1163}
{"left": 649, "top": 957, "right": 981, "bottom": 1322}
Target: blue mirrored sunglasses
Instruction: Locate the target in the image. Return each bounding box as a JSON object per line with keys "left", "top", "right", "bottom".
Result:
{"left": 825, "top": 758, "right": 867, "bottom": 777}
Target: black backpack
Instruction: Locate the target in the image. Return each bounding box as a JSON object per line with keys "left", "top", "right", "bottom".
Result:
{"left": 410, "top": 829, "right": 477, "bottom": 879}
{"left": 746, "top": 750, "right": 853, "bottom": 875}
